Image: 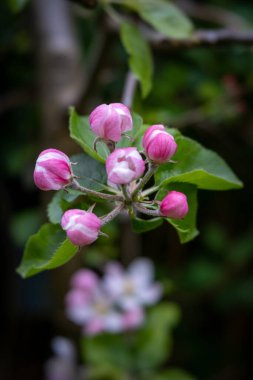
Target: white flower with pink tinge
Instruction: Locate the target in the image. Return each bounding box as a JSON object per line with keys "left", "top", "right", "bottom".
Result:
{"left": 103, "top": 258, "right": 162, "bottom": 311}
{"left": 65, "top": 270, "right": 122, "bottom": 335}
{"left": 65, "top": 259, "right": 162, "bottom": 335}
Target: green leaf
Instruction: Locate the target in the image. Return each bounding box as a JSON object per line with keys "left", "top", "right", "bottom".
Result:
{"left": 87, "top": 365, "right": 126, "bottom": 380}
{"left": 155, "top": 136, "right": 243, "bottom": 190}
{"left": 7, "top": 0, "right": 29, "bottom": 12}
{"left": 156, "top": 183, "right": 199, "bottom": 243}
{"left": 71, "top": 153, "right": 108, "bottom": 191}
{"left": 135, "top": 302, "right": 181, "bottom": 370}
{"left": 17, "top": 224, "right": 78, "bottom": 278}
{"left": 117, "top": 112, "right": 145, "bottom": 148}
{"left": 132, "top": 217, "right": 163, "bottom": 233}
{"left": 120, "top": 22, "right": 153, "bottom": 97}
{"left": 153, "top": 369, "right": 196, "bottom": 380}
{"left": 81, "top": 334, "right": 131, "bottom": 370}
{"left": 120, "top": 0, "right": 193, "bottom": 39}
{"left": 69, "top": 107, "right": 108, "bottom": 163}
{"left": 47, "top": 189, "right": 82, "bottom": 224}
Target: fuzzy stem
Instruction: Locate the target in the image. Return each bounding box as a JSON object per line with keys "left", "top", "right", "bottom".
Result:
{"left": 121, "top": 185, "right": 131, "bottom": 202}
{"left": 134, "top": 203, "right": 162, "bottom": 217}
{"left": 131, "top": 163, "right": 157, "bottom": 198}
{"left": 100, "top": 203, "right": 125, "bottom": 225}
{"left": 72, "top": 179, "right": 123, "bottom": 201}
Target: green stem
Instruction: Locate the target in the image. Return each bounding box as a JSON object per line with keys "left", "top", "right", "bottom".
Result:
{"left": 134, "top": 203, "right": 162, "bottom": 217}
{"left": 141, "top": 186, "right": 159, "bottom": 197}
{"left": 121, "top": 185, "right": 131, "bottom": 202}
{"left": 131, "top": 163, "right": 158, "bottom": 198}
{"left": 72, "top": 179, "right": 123, "bottom": 201}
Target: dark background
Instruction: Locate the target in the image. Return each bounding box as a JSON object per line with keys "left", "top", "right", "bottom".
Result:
{"left": 1, "top": 0, "right": 253, "bottom": 379}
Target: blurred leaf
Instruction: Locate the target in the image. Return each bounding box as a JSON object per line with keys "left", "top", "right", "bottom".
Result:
{"left": 87, "top": 365, "right": 126, "bottom": 380}
{"left": 119, "top": 0, "right": 193, "bottom": 39}
{"left": 135, "top": 302, "right": 181, "bottom": 370}
{"left": 153, "top": 368, "right": 196, "bottom": 380}
{"left": 10, "top": 209, "right": 41, "bottom": 246}
{"left": 217, "top": 277, "right": 253, "bottom": 310}
{"left": 17, "top": 224, "right": 78, "bottom": 278}
{"left": 156, "top": 183, "right": 199, "bottom": 243}
{"left": 82, "top": 334, "right": 131, "bottom": 371}
{"left": 202, "top": 223, "right": 228, "bottom": 253}
{"left": 132, "top": 217, "right": 163, "bottom": 233}
{"left": 120, "top": 22, "right": 153, "bottom": 97}
{"left": 69, "top": 107, "right": 108, "bottom": 163}
{"left": 229, "top": 234, "right": 253, "bottom": 265}
{"left": 155, "top": 136, "right": 243, "bottom": 190}
{"left": 184, "top": 260, "right": 223, "bottom": 291}
{"left": 7, "top": 0, "right": 29, "bottom": 12}
{"left": 47, "top": 189, "right": 83, "bottom": 224}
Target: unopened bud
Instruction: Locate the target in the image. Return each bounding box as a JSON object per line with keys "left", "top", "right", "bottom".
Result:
{"left": 160, "top": 191, "right": 188, "bottom": 219}
{"left": 61, "top": 209, "right": 101, "bottom": 246}
{"left": 33, "top": 149, "right": 72, "bottom": 191}
{"left": 89, "top": 103, "right": 132, "bottom": 142}
{"left": 142, "top": 125, "right": 177, "bottom": 164}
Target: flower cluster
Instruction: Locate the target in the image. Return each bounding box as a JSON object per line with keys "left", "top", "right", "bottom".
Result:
{"left": 33, "top": 103, "right": 189, "bottom": 247}
{"left": 65, "top": 258, "right": 162, "bottom": 335}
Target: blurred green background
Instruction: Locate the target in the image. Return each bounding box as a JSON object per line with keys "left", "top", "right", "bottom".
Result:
{"left": 1, "top": 0, "right": 253, "bottom": 379}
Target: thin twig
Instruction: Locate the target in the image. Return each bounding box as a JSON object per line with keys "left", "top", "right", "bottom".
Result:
{"left": 106, "top": 13, "right": 253, "bottom": 49}
{"left": 142, "top": 28, "right": 253, "bottom": 49}
{"left": 121, "top": 71, "right": 138, "bottom": 108}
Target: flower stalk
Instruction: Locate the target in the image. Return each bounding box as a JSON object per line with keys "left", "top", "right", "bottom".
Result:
{"left": 100, "top": 203, "right": 125, "bottom": 225}
{"left": 72, "top": 179, "right": 123, "bottom": 202}
{"left": 131, "top": 163, "right": 158, "bottom": 198}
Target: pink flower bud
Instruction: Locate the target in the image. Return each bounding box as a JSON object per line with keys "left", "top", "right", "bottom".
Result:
{"left": 61, "top": 209, "right": 101, "bottom": 246}
{"left": 89, "top": 103, "right": 132, "bottom": 142}
{"left": 160, "top": 191, "right": 189, "bottom": 219}
{"left": 142, "top": 125, "right": 177, "bottom": 164}
{"left": 33, "top": 149, "right": 72, "bottom": 191}
{"left": 106, "top": 147, "right": 145, "bottom": 185}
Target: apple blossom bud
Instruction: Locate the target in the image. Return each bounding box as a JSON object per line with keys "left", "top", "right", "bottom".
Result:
{"left": 142, "top": 125, "right": 177, "bottom": 164}
{"left": 89, "top": 103, "right": 132, "bottom": 142}
{"left": 160, "top": 191, "right": 189, "bottom": 219}
{"left": 33, "top": 149, "right": 72, "bottom": 191}
{"left": 106, "top": 147, "right": 145, "bottom": 185}
{"left": 61, "top": 209, "right": 101, "bottom": 246}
